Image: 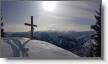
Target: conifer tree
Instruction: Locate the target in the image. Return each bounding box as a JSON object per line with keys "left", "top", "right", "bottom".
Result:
{"left": 1, "top": 16, "right": 5, "bottom": 37}
{"left": 91, "top": 6, "right": 101, "bottom": 57}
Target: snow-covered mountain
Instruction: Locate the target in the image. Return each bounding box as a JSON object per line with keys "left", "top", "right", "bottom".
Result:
{"left": 1, "top": 37, "right": 79, "bottom": 58}
{"left": 3, "top": 31, "right": 96, "bottom": 57}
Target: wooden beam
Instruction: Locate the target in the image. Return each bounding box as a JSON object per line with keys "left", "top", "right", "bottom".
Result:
{"left": 31, "top": 16, "right": 33, "bottom": 39}
{"left": 24, "top": 23, "right": 37, "bottom": 27}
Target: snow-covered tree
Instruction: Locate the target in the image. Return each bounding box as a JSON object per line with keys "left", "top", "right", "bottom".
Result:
{"left": 91, "top": 5, "right": 101, "bottom": 57}
{"left": 1, "top": 16, "right": 5, "bottom": 37}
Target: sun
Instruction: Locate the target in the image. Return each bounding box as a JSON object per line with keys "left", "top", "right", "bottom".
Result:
{"left": 42, "top": 1, "right": 56, "bottom": 12}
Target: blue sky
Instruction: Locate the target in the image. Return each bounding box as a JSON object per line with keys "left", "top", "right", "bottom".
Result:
{"left": 1, "top": 1, "right": 101, "bottom": 32}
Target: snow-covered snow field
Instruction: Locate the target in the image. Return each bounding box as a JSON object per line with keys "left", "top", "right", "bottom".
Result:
{"left": 0, "top": 37, "right": 79, "bottom": 58}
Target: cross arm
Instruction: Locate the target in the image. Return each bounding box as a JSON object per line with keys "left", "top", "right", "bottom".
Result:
{"left": 24, "top": 23, "right": 37, "bottom": 27}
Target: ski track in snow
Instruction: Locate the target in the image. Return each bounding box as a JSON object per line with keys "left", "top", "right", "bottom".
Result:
{"left": 1, "top": 37, "right": 79, "bottom": 58}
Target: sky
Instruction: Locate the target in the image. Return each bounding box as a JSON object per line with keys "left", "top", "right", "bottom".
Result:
{"left": 1, "top": 1, "right": 101, "bottom": 32}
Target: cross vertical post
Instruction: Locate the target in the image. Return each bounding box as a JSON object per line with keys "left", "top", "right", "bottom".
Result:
{"left": 31, "top": 16, "right": 33, "bottom": 39}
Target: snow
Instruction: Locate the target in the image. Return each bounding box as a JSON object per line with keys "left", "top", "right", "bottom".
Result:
{"left": 1, "top": 37, "right": 79, "bottom": 58}
{"left": 0, "top": 38, "right": 13, "bottom": 57}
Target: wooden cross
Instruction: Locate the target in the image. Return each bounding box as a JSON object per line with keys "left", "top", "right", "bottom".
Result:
{"left": 24, "top": 16, "right": 37, "bottom": 39}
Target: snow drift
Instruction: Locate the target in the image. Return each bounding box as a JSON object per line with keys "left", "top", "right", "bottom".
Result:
{"left": 0, "top": 37, "right": 79, "bottom": 58}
